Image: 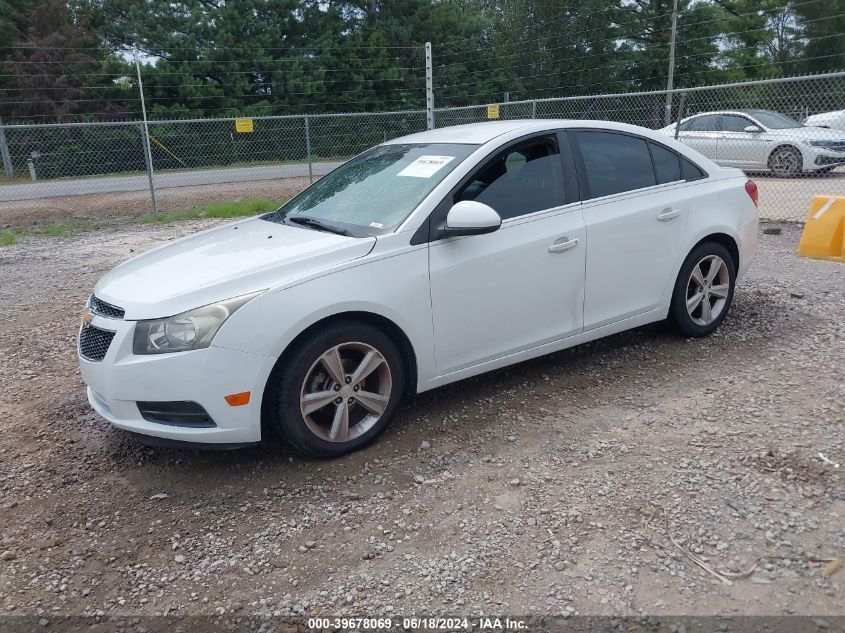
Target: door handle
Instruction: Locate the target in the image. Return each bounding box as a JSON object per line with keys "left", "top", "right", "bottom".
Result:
{"left": 657, "top": 208, "right": 680, "bottom": 222}
{"left": 548, "top": 237, "right": 579, "bottom": 253}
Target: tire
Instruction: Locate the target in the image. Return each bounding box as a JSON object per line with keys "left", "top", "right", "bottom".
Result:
{"left": 265, "top": 320, "right": 405, "bottom": 458}
{"left": 768, "top": 146, "right": 803, "bottom": 177}
{"left": 669, "top": 241, "right": 736, "bottom": 338}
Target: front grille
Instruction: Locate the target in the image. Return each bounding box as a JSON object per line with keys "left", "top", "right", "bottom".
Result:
{"left": 79, "top": 325, "right": 116, "bottom": 361}
{"left": 88, "top": 295, "right": 125, "bottom": 320}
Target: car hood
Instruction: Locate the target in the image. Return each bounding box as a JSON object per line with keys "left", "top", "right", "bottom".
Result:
{"left": 94, "top": 217, "right": 376, "bottom": 320}
{"left": 767, "top": 126, "right": 845, "bottom": 142}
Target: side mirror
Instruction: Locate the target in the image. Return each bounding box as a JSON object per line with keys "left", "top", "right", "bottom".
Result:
{"left": 443, "top": 201, "right": 502, "bottom": 237}
{"left": 743, "top": 125, "right": 762, "bottom": 133}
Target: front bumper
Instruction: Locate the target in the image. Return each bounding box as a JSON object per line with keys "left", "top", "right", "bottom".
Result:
{"left": 79, "top": 314, "right": 277, "bottom": 444}
{"left": 805, "top": 146, "right": 845, "bottom": 170}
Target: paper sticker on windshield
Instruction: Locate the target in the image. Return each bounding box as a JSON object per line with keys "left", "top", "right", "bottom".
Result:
{"left": 397, "top": 155, "right": 455, "bottom": 178}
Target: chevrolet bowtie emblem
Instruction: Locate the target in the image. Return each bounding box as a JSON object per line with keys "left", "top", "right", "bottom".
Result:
{"left": 82, "top": 309, "right": 94, "bottom": 326}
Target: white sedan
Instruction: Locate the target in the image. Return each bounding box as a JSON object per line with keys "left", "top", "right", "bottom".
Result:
{"left": 79, "top": 120, "right": 758, "bottom": 457}
{"left": 659, "top": 109, "right": 845, "bottom": 176}
{"left": 804, "top": 109, "right": 845, "bottom": 132}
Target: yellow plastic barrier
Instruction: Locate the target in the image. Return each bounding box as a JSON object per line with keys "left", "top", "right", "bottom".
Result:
{"left": 797, "top": 195, "right": 845, "bottom": 262}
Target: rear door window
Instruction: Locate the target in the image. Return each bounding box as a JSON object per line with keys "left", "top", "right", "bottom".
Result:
{"left": 574, "top": 131, "right": 656, "bottom": 199}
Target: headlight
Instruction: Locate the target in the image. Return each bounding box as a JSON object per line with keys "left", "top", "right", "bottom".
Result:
{"left": 804, "top": 140, "right": 835, "bottom": 148}
{"left": 133, "top": 291, "right": 262, "bottom": 355}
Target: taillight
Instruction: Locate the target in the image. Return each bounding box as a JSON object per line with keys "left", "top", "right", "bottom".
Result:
{"left": 745, "top": 180, "right": 759, "bottom": 207}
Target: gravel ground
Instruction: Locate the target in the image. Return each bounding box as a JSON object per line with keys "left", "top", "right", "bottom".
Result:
{"left": 0, "top": 220, "right": 842, "bottom": 623}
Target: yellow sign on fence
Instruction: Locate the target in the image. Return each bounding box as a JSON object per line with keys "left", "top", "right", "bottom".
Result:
{"left": 487, "top": 104, "right": 500, "bottom": 119}
{"left": 235, "top": 117, "right": 254, "bottom": 133}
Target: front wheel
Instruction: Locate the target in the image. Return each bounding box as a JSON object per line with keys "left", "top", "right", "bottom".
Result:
{"left": 669, "top": 242, "right": 736, "bottom": 338}
{"left": 266, "top": 321, "right": 405, "bottom": 458}
{"left": 768, "top": 146, "right": 802, "bottom": 177}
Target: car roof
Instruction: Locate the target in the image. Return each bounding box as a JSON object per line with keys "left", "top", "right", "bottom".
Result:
{"left": 685, "top": 110, "right": 756, "bottom": 118}
{"left": 385, "top": 120, "right": 537, "bottom": 145}
{"left": 386, "top": 119, "right": 674, "bottom": 145}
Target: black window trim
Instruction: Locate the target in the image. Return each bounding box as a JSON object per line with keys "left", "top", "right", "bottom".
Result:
{"left": 411, "top": 130, "right": 578, "bottom": 245}
{"left": 567, "top": 127, "right": 708, "bottom": 202}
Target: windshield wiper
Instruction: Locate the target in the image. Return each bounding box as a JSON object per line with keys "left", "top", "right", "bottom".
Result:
{"left": 286, "top": 216, "right": 352, "bottom": 236}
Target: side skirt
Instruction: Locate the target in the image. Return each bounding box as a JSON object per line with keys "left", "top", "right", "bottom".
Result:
{"left": 419, "top": 307, "right": 666, "bottom": 392}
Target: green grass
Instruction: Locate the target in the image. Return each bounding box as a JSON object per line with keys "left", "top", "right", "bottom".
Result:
{"left": 29, "top": 218, "right": 99, "bottom": 237}
{"left": 139, "top": 198, "right": 285, "bottom": 224}
{"left": 0, "top": 197, "right": 289, "bottom": 247}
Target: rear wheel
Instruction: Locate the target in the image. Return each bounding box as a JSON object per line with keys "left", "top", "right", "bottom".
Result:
{"left": 768, "top": 146, "right": 802, "bottom": 177}
{"left": 266, "top": 321, "right": 405, "bottom": 458}
{"left": 669, "top": 242, "right": 736, "bottom": 338}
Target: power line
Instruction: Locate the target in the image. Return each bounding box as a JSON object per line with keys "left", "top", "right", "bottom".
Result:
{"left": 3, "top": 43, "right": 423, "bottom": 52}
{"left": 437, "top": 9, "right": 677, "bottom": 61}
{"left": 436, "top": 1, "right": 653, "bottom": 50}
{"left": 437, "top": 53, "right": 845, "bottom": 106}
{"left": 437, "top": 3, "right": 839, "bottom": 74}
{"left": 0, "top": 76, "right": 424, "bottom": 90}
{"left": 5, "top": 58, "right": 425, "bottom": 69}
{"left": 680, "top": 0, "right": 827, "bottom": 29}
{"left": 434, "top": 37, "right": 791, "bottom": 90}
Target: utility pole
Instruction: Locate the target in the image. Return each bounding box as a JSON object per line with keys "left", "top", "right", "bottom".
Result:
{"left": 664, "top": 0, "right": 680, "bottom": 126}
{"left": 0, "top": 115, "right": 13, "bottom": 180}
{"left": 135, "top": 46, "right": 158, "bottom": 213}
{"left": 425, "top": 42, "right": 434, "bottom": 130}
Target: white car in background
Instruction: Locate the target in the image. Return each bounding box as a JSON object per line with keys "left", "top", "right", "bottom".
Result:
{"left": 659, "top": 109, "right": 845, "bottom": 177}
{"left": 804, "top": 109, "right": 845, "bottom": 132}
{"left": 79, "top": 120, "right": 758, "bottom": 457}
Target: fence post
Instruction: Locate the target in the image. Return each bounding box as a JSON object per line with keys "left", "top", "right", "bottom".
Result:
{"left": 531, "top": 100, "right": 537, "bottom": 119}
{"left": 0, "top": 117, "right": 13, "bottom": 180}
{"left": 304, "top": 114, "right": 313, "bottom": 184}
{"left": 664, "top": 0, "right": 679, "bottom": 126}
{"left": 674, "top": 91, "right": 686, "bottom": 140}
{"left": 425, "top": 42, "right": 434, "bottom": 130}
{"left": 134, "top": 46, "right": 158, "bottom": 213}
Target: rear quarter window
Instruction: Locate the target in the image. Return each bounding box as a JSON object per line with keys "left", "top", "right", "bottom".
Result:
{"left": 649, "top": 142, "right": 682, "bottom": 184}
{"left": 682, "top": 156, "right": 707, "bottom": 180}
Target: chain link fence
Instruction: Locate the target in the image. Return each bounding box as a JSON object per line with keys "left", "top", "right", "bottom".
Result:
{"left": 436, "top": 72, "right": 845, "bottom": 222}
{"left": 1, "top": 72, "right": 844, "bottom": 225}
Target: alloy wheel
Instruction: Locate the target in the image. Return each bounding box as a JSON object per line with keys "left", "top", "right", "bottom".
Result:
{"left": 770, "top": 148, "right": 800, "bottom": 176}
{"left": 299, "top": 342, "right": 392, "bottom": 443}
{"left": 685, "top": 254, "right": 730, "bottom": 326}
